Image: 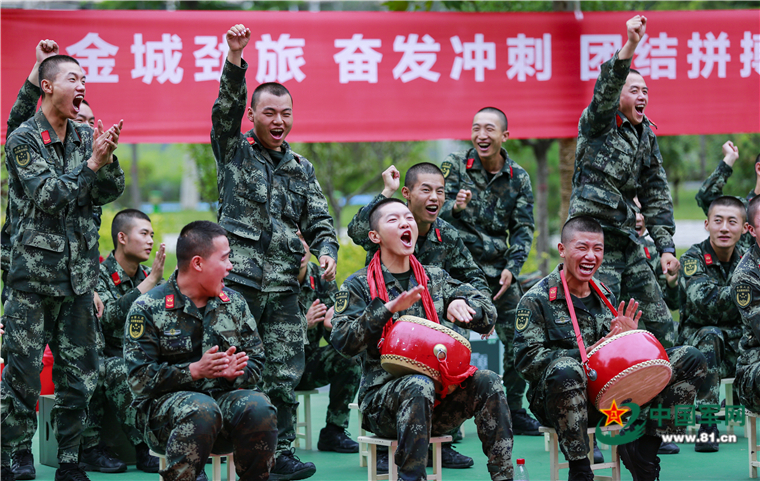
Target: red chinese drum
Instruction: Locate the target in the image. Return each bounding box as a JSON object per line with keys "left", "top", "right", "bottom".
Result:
{"left": 380, "top": 316, "right": 472, "bottom": 388}
{"left": 587, "top": 329, "right": 672, "bottom": 411}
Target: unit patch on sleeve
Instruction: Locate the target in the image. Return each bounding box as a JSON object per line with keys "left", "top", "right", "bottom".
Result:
{"left": 683, "top": 259, "right": 698, "bottom": 277}
{"left": 129, "top": 315, "right": 146, "bottom": 339}
{"left": 736, "top": 284, "right": 752, "bottom": 308}
{"left": 515, "top": 309, "right": 531, "bottom": 332}
{"left": 12, "top": 145, "right": 30, "bottom": 167}
{"left": 335, "top": 291, "right": 349, "bottom": 314}
{"left": 440, "top": 161, "right": 452, "bottom": 178}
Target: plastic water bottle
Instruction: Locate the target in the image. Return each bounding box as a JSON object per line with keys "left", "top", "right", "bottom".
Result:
{"left": 515, "top": 458, "right": 529, "bottom": 480}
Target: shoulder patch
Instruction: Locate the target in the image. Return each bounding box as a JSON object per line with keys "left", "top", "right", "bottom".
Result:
{"left": 335, "top": 291, "right": 349, "bottom": 314}
{"left": 684, "top": 258, "right": 698, "bottom": 277}
{"left": 736, "top": 284, "right": 752, "bottom": 308}
{"left": 12, "top": 144, "right": 31, "bottom": 167}
{"left": 515, "top": 308, "right": 531, "bottom": 332}
{"left": 129, "top": 315, "right": 145, "bottom": 340}
{"left": 441, "top": 161, "right": 453, "bottom": 178}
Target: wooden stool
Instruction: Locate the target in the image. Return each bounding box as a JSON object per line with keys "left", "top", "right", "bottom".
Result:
{"left": 149, "top": 451, "right": 234, "bottom": 481}
{"left": 295, "top": 389, "right": 318, "bottom": 450}
{"left": 748, "top": 411, "right": 760, "bottom": 478}
{"left": 350, "top": 402, "right": 369, "bottom": 467}
{"left": 357, "top": 434, "right": 452, "bottom": 481}
{"left": 539, "top": 425, "right": 621, "bottom": 481}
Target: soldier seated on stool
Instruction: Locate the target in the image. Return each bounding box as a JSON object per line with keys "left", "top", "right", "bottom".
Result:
{"left": 678, "top": 196, "right": 747, "bottom": 453}
{"left": 331, "top": 198, "right": 514, "bottom": 481}
{"left": 514, "top": 217, "right": 706, "bottom": 481}
{"left": 125, "top": 221, "right": 277, "bottom": 481}
{"left": 293, "top": 231, "right": 362, "bottom": 454}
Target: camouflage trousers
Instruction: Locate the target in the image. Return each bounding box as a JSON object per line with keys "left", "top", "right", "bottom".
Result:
{"left": 735, "top": 362, "right": 760, "bottom": 413}
{"left": 227, "top": 282, "right": 305, "bottom": 454}
{"left": 1, "top": 289, "right": 99, "bottom": 465}
{"left": 530, "top": 346, "right": 706, "bottom": 461}
{"left": 295, "top": 344, "right": 361, "bottom": 429}
{"left": 363, "top": 370, "right": 513, "bottom": 481}
{"left": 137, "top": 390, "right": 277, "bottom": 481}
{"left": 596, "top": 232, "right": 676, "bottom": 348}
{"left": 82, "top": 356, "right": 143, "bottom": 449}
{"left": 489, "top": 276, "right": 526, "bottom": 412}
{"left": 684, "top": 327, "right": 738, "bottom": 408}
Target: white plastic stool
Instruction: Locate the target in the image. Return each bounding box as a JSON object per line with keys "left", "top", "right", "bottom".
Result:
{"left": 748, "top": 411, "right": 759, "bottom": 478}
{"left": 357, "top": 434, "right": 451, "bottom": 481}
{"left": 295, "top": 389, "right": 318, "bottom": 450}
{"left": 539, "top": 425, "right": 621, "bottom": 481}
{"left": 149, "top": 451, "right": 234, "bottom": 481}
{"left": 349, "top": 402, "right": 369, "bottom": 467}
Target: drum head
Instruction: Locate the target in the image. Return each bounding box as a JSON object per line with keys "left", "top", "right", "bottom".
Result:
{"left": 381, "top": 356, "right": 441, "bottom": 384}
{"left": 594, "top": 362, "right": 672, "bottom": 411}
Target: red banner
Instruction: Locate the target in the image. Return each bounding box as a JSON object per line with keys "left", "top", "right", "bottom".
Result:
{"left": 2, "top": 9, "right": 759, "bottom": 144}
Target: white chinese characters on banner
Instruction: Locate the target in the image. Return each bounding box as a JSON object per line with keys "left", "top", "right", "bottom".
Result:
{"left": 688, "top": 32, "right": 731, "bottom": 79}
{"left": 633, "top": 32, "right": 678, "bottom": 80}
{"left": 580, "top": 35, "right": 622, "bottom": 81}
{"left": 392, "top": 34, "right": 441, "bottom": 83}
{"left": 131, "top": 33, "right": 184, "bottom": 85}
{"left": 450, "top": 34, "right": 495, "bottom": 82}
{"left": 193, "top": 36, "right": 229, "bottom": 82}
{"left": 334, "top": 34, "right": 382, "bottom": 83}
{"left": 740, "top": 31, "right": 760, "bottom": 77}
{"left": 506, "top": 33, "right": 551, "bottom": 82}
{"left": 255, "top": 34, "right": 306, "bottom": 84}
{"left": 66, "top": 33, "right": 119, "bottom": 83}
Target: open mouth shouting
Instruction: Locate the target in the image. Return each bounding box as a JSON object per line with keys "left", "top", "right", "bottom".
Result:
{"left": 400, "top": 229, "right": 414, "bottom": 248}
{"left": 73, "top": 94, "right": 84, "bottom": 113}
{"left": 578, "top": 262, "right": 596, "bottom": 277}
{"left": 425, "top": 203, "right": 439, "bottom": 216}
{"left": 270, "top": 128, "right": 284, "bottom": 141}
{"left": 634, "top": 103, "right": 645, "bottom": 117}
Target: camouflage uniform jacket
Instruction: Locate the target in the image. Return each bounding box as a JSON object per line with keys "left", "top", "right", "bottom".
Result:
{"left": 97, "top": 252, "right": 155, "bottom": 358}
{"left": 695, "top": 160, "right": 755, "bottom": 253}
{"left": 730, "top": 242, "right": 760, "bottom": 371}
{"left": 211, "top": 59, "right": 338, "bottom": 293}
{"left": 299, "top": 261, "right": 338, "bottom": 355}
{"left": 568, "top": 52, "right": 675, "bottom": 254}
{"left": 439, "top": 148, "right": 535, "bottom": 279}
{"left": 641, "top": 233, "right": 679, "bottom": 310}
{"left": 514, "top": 265, "right": 614, "bottom": 402}
{"left": 679, "top": 238, "right": 744, "bottom": 345}
{"left": 125, "top": 272, "right": 266, "bottom": 414}
{"left": 5, "top": 109, "right": 125, "bottom": 296}
{"left": 330, "top": 264, "right": 496, "bottom": 411}
{"left": 347, "top": 193, "right": 490, "bottom": 294}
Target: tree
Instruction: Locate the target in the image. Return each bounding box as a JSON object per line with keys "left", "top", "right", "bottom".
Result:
{"left": 520, "top": 139, "right": 555, "bottom": 274}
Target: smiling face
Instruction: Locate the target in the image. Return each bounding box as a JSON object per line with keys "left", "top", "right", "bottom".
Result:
{"left": 369, "top": 202, "right": 418, "bottom": 258}
{"left": 247, "top": 91, "right": 293, "bottom": 151}
{"left": 471, "top": 111, "right": 509, "bottom": 163}
{"left": 403, "top": 172, "right": 445, "bottom": 229}
{"left": 619, "top": 72, "right": 648, "bottom": 126}
{"left": 42, "top": 61, "right": 86, "bottom": 121}
{"left": 198, "top": 235, "right": 233, "bottom": 298}
{"left": 706, "top": 204, "right": 747, "bottom": 253}
{"left": 559, "top": 230, "right": 605, "bottom": 284}
{"left": 120, "top": 218, "right": 154, "bottom": 263}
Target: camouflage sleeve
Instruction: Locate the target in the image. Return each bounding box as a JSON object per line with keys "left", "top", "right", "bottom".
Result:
{"left": 444, "top": 235, "right": 490, "bottom": 294}
{"left": 320, "top": 277, "right": 339, "bottom": 309}
{"left": 681, "top": 251, "right": 733, "bottom": 325}
{"left": 505, "top": 171, "right": 535, "bottom": 277}
{"left": 210, "top": 58, "right": 247, "bottom": 166}
{"left": 330, "top": 277, "right": 392, "bottom": 358}
{"left": 300, "top": 164, "right": 339, "bottom": 261}
{"left": 347, "top": 193, "right": 386, "bottom": 253}
{"left": 583, "top": 52, "right": 632, "bottom": 139}
{"left": 7, "top": 80, "right": 40, "bottom": 140}
{"left": 6, "top": 132, "right": 100, "bottom": 215}
{"left": 732, "top": 280, "right": 760, "bottom": 341}
{"left": 443, "top": 273, "right": 496, "bottom": 334}
{"left": 696, "top": 161, "right": 734, "bottom": 217}
{"left": 125, "top": 299, "right": 195, "bottom": 399}
{"left": 97, "top": 272, "right": 142, "bottom": 334}
{"left": 440, "top": 152, "right": 464, "bottom": 224}
{"left": 227, "top": 296, "right": 267, "bottom": 389}
{"left": 661, "top": 278, "right": 680, "bottom": 311}
{"left": 638, "top": 139, "right": 675, "bottom": 252}
{"left": 91, "top": 158, "right": 126, "bottom": 206}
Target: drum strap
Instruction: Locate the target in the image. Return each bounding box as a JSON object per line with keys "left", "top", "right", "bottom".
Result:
{"left": 559, "top": 266, "right": 617, "bottom": 381}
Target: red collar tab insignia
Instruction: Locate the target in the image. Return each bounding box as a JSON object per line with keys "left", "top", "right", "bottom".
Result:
{"left": 616, "top": 114, "right": 624, "bottom": 128}
{"left": 111, "top": 272, "right": 121, "bottom": 286}
{"left": 219, "top": 291, "right": 230, "bottom": 303}
{"left": 549, "top": 286, "right": 557, "bottom": 301}
{"left": 141, "top": 268, "right": 148, "bottom": 277}
{"left": 644, "top": 247, "right": 651, "bottom": 260}
{"left": 435, "top": 228, "right": 442, "bottom": 242}
{"left": 600, "top": 281, "right": 610, "bottom": 295}
{"left": 41, "top": 131, "right": 52, "bottom": 145}
{"left": 246, "top": 137, "right": 256, "bottom": 145}
{"left": 309, "top": 276, "right": 315, "bottom": 290}
{"left": 293, "top": 154, "right": 301, "bottom": 163}
{"left": 466, "top": 158, "right": 474, "bottom": 169}
{"left": 705, "top": 254, "right": 713, "bottom": 266}
{"left": 509, "top": 165, "right": 513, "bottom": 178}
{"left": 648, "top": 117, "right": 658, "bottom": 129}
{"left": 165, "top": 294, "right": 175, "bottom": 309}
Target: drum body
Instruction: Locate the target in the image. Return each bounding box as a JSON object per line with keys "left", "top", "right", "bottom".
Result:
{"left": 380, "top": 316, "right": 472, "bottom": 387}
{"left": 587, "top": 330, "right": 672, "bottom": 411}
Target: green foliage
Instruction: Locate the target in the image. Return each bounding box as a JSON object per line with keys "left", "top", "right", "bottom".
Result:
{"left": 185, "top": 144, "right": 219, "bottom": 209}
{"left": 335, "top": 239, "right": 369, "bottom": 287}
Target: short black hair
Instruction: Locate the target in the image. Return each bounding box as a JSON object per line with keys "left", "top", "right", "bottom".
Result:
{"left": 629, "top": 68, "right": 642, "bottom": 76}
{"left": 251, "top": 82, "right": 292, "bottom": 110}
{"left": 708, "top": 196, "right": 747, "bottom": 222}
{"left": 748, "top": 196, "right": 760, "bottom": 228}
{"left": 561, "top": 216, "right": 603, "bottom": 244}
{"left": 176, "top": 221, "right": 228, "bottom": 270}
{"left": 39, "top": 55, "right": 81, "bottom": 99}
{"left": 81, "top": 99, "right": 90, "bottom": 107}
{"left": 476, "top": 106, "right": 508, "bottom": 131}
{"left": 111, "top": 209, "right": 151, "bottom": 248}
{"left": 755, "top": 153, "right": 760, "bottom": 165}
{"left": 404, "top": 162, "right": 444, "bottom": 189}
{"left": 368, "top": 198, "right": 408, "bottom": 232}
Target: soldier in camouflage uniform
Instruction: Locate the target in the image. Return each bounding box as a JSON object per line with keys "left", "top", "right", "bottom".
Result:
{"left": 678, "top": 196, "right": 747, "bottom": 452}
{"left": 210, "top": 25, "right": 338, "bottom": 480}
{"left": 125, "top": 221, "right": 277, "bottom": 481}
{"left": 634, "top": 201, "right": 679, "bottom": 311}
{"left": 440, "top": 107, "right": 539, "bottom": 435}
{"left": 1, "top": 54, "right": 125, "bottom": 481}
{"left": 81, "top": 209, "right": 166, "bottom": 472}
{"left": 515, "top": 217, "right": 706, "bottom": 481}
{"left": 332, "top": 199, "right": 513, "bottom": 481}
{"left": 292, "top": 233, "right": 362, "bottom": 453}
{"left": 567, "top": 16, "right": 678, "bottom": 349}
